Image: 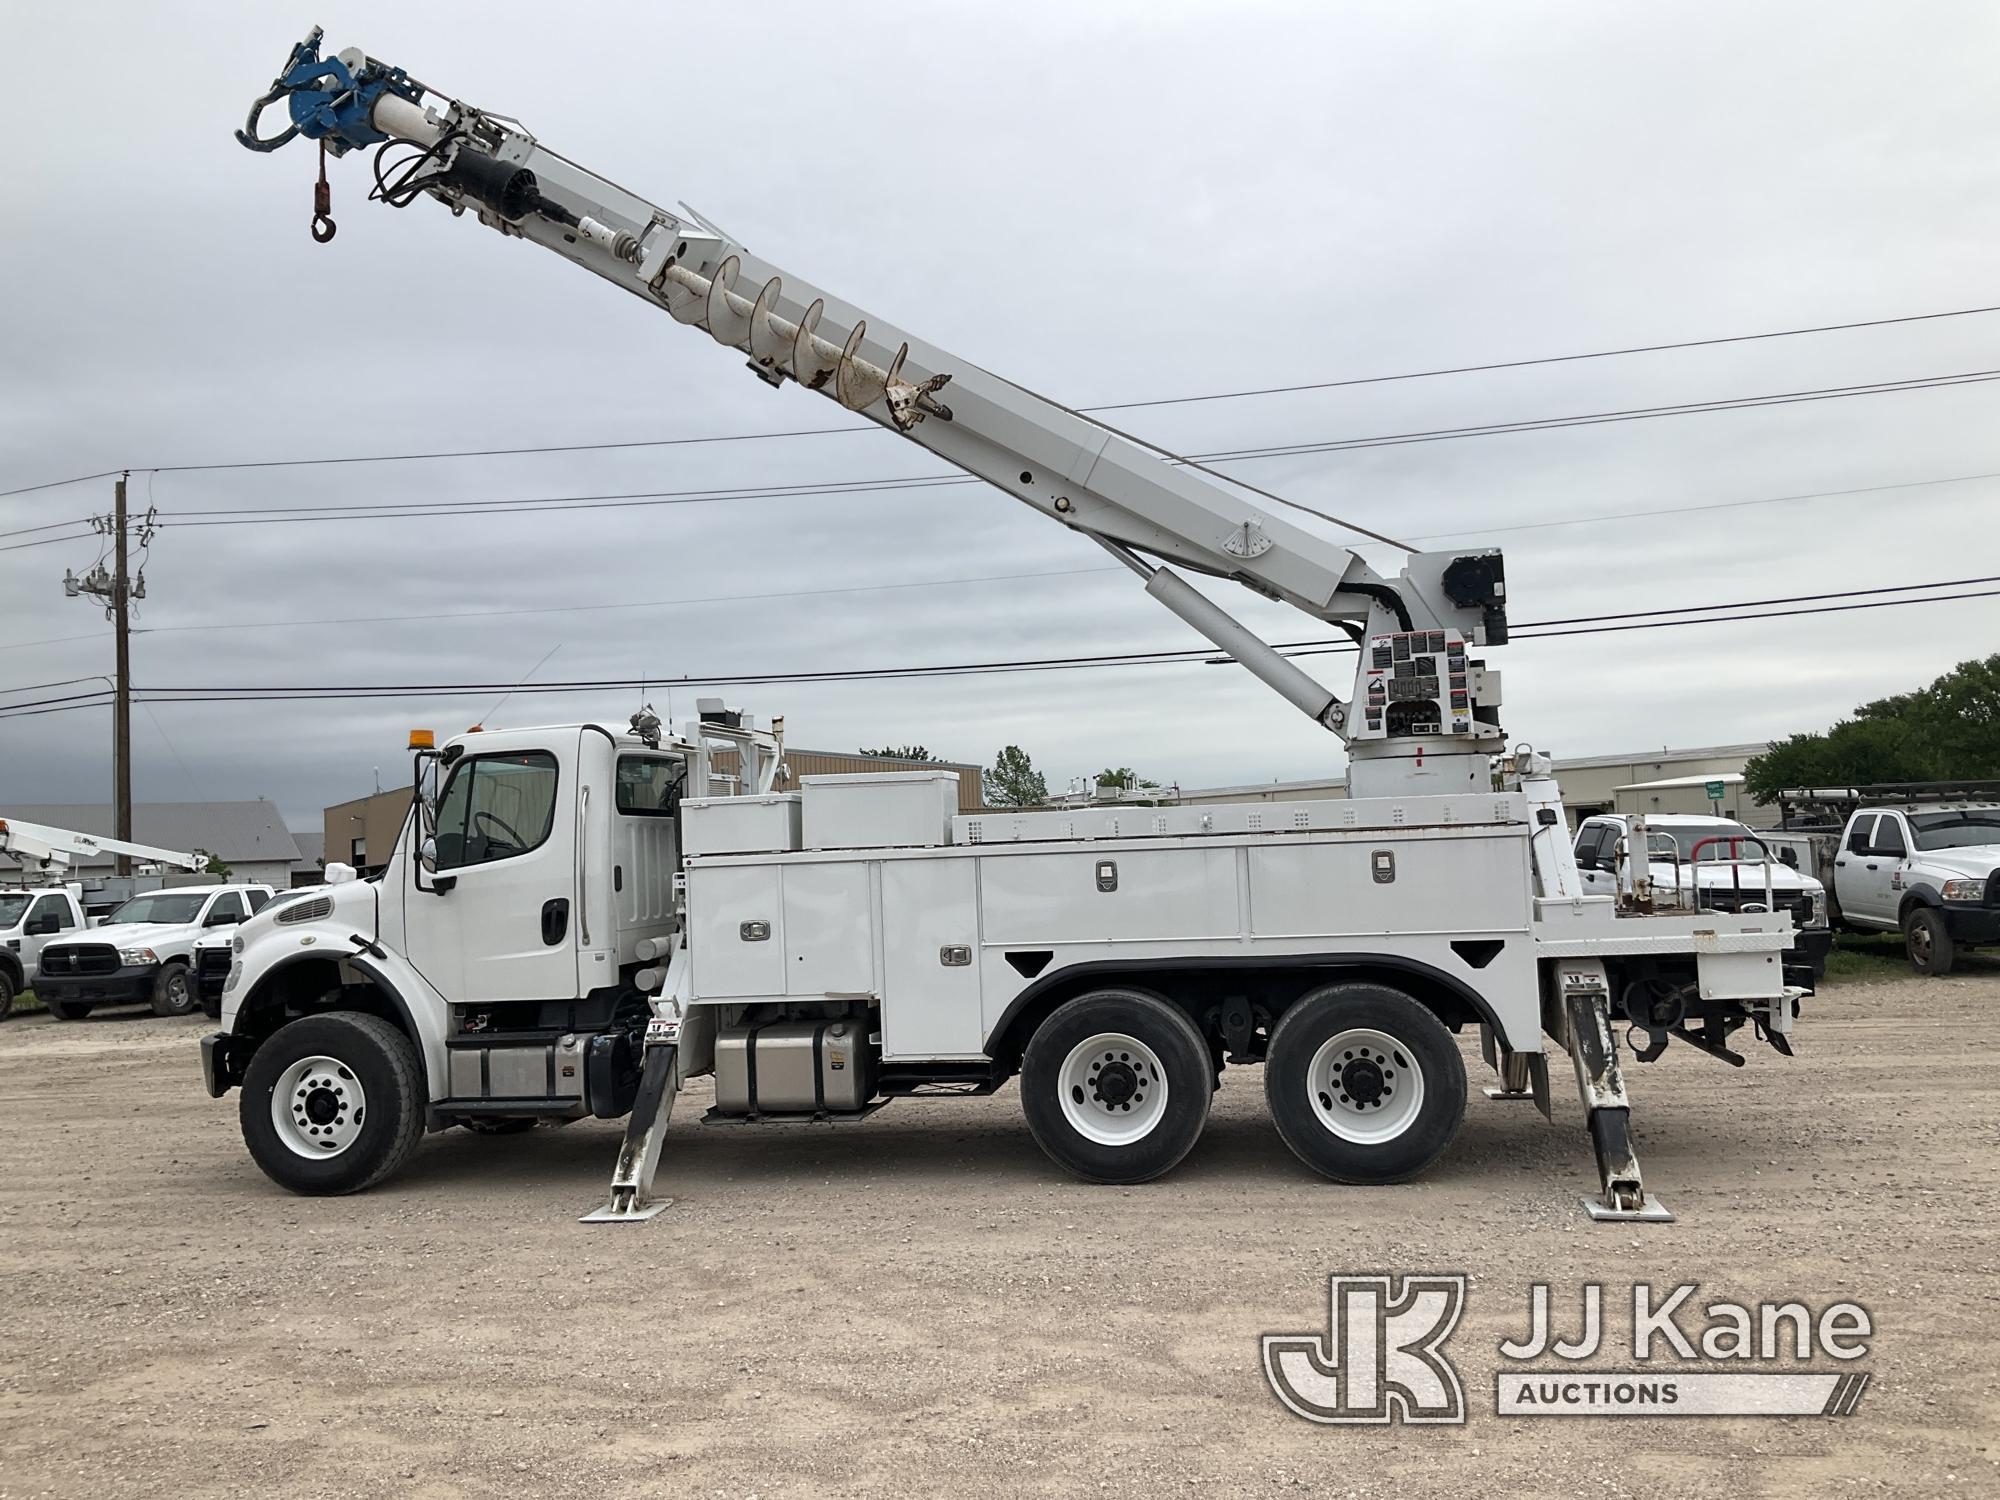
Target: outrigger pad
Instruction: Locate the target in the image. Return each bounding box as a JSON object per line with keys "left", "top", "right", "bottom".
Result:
{"left": 579, "top": 1196, "right": 674, "bottom": 1224}
{"left": 1581, "top": 1194, "right": 1674, "bottom": 1223}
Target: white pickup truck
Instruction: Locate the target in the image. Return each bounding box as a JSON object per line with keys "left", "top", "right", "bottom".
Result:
{"left": 35, "top": 884, "right": 276, "bottom": 1019}
{"left": 1572, "top": 813, "right": 1834, "bottom": 979}
{"left": 1767, "top": 787, "right": 2000, "bottom": 975}
{"left": 0, "top": 887, "right": 89, "bottom": 1017}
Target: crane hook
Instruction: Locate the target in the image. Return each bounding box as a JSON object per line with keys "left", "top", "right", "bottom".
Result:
{"left": 311, "top": 139, "right": 338, "bottom": 243}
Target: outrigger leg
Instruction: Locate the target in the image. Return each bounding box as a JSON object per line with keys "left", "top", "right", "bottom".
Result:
{"left": 580, "top": 1032, "right": 683, "bottom": 1224}
{"left": 1555, "top": 962, "right": 1673, "bottom": 1223}
{"left": 1479, "top": 1023, "right": 1548, "bottom": 1105}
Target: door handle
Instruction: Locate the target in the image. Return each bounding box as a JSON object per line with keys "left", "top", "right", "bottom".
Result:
{"left": 541, "top": 898, "right": 570, "bottom": 946}
{"left": 1864, "top": 863, "right": 1878, "bottom": 871}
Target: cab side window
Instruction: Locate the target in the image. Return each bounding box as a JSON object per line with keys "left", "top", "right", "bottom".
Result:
{"left": 206, "top": 891, "right": 246, "bottom": 926}
{"left": 246, "top": 889, "right": 271, "bottom": 913}
{"left": 28, "top": 894, "right": 75, "bottom": 931}
{"left": 1573, "top": 825, "right": 1609, "bottom": 867}
{"left": 1845, "top": 815, "right": 1876, "bottom": 855}
{"left": 432, "top": 750, "right": 561, "bottom": 870}
{"left": 1872, "top": 817, "right": 1907, "bottom": 858}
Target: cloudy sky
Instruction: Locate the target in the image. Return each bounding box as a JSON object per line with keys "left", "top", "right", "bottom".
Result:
{"left": 4, "top": 1, "right": 1997, "bottom": 830}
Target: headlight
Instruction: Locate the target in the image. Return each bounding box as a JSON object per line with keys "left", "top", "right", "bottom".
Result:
{"left": 223, "top": 958, "right": 241, "bottom": 993}
{"left": 118, "top": 946, "right": 159, "bottom": 966}
{"left": 1811, "top": 892, "right": 1828, "bottom": 927}
{"left": 1943, "top": 878, "right": 1987, "bottom": 902}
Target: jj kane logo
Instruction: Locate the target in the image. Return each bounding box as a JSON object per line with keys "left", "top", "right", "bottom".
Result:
{"left": 1264, "top": 1275, "right": 1872, "bottom": 1425}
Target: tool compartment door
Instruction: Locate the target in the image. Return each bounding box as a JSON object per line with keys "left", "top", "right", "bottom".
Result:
{"left": 687, "top": 863, "right": 786, "bottom": 998}
{"left": 879, "top": 857, "right": 982, "bottom": 1059}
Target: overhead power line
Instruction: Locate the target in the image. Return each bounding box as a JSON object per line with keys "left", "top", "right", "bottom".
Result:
{"left": 107, "top": 368, "right": 2000, "bottom": 536}
{"left": 3, "top": 577, "right": 1989, "bottom": 720}
{"left": 4, "top": 467, "right": 1995, "bottom": 655}
{"left": 5, "top": 300, "right": 1997, "bottom": 500}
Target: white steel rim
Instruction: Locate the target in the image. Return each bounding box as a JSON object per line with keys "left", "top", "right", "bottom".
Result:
{"left": 1306, "top": 1028, "right": 1424, "bottom": 1144}
{"left": 1058, "top": 1032, "right": 1169, "bottom": 1146}
{"left": 272, "top": 1054, "right": 368, "bottom": 1158}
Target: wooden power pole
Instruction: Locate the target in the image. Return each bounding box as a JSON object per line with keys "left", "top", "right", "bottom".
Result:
{"left": 63, "top": 472, "right": 138, "bottom": 875}
{"left": 112, "top": 472, "right": 132, "bottom": 876}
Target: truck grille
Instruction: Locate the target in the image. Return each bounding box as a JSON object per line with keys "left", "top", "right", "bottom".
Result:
{"left": 195, "top": 946, "right": 232, "bottom": 1003}
{"left": 40, "top": 944, "right": 120, "bottom": 976}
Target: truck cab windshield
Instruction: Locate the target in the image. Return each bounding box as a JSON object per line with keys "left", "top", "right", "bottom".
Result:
{"left": 0, "top": 894, "right": 30, "bottom": 926}
{"left": 107, "top": 892, "right": 206, "bottom": 925}
{"left": 1908, "top": 810, "right": 2000, "bottom": 851}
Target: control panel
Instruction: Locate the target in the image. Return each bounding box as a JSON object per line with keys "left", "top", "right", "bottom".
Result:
{"left": 1355, "top": 629, "right": 1472, "bottom": 740}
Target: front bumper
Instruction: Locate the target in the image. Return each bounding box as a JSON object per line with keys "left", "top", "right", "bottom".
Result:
{"left": 201, "top": 1031, "right": 250, "bottom": 1097}
{"left": 1792, "top": 927, "right": 1834, "bottom": 979}
{"left": 1939, "top": 903, "right": 2000, "bottom": 945}
{"left": 34, "top": 964, "right": 158, "bottom": 1005}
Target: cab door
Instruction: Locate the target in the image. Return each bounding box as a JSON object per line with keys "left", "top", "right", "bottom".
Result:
{"left": 1835, "top": 814, "right": 1897, "bottom": 926}
{"left": 21, "top": 892, "right": 80, "bottom": 976}
{"left": 403, "top": 732, "right": 581, "bottom": 1004}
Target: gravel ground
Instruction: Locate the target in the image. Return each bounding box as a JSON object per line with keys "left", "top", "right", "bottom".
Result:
{"left": 2, "top": 969, "right": 1996, "bottom": 1499}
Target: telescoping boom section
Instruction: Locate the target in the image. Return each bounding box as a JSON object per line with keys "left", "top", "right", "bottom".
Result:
{"left": 210, "top": 35, "right": 1813, "bottom": 1225}
{"left": 235, "top": 29, "right": 1509, "bottom": 800}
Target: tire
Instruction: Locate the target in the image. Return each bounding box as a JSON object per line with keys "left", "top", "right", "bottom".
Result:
{"left": 0, "top": 967, "right": 15, "bottom": 1021}
{"left": 460, "top": 1116, "right": 538, "bottom": 1135}
{"left": 1264, "top": 982, "right": 1466, "bottom": 1184}
{"left": 1018, "top": 988, "right": 1212, "bottom": 1184}
{"left": 43, "top": 998, "right": 93, "bottom": 1021}
{"left": 239, "top": 1012, "right": 425, "bottom": 1195}
{"left": 150, "top": 962, "right": 199, "bottom": 1017}
{"left": 1905, "top": 908, "right": 1955, "bottom": 977}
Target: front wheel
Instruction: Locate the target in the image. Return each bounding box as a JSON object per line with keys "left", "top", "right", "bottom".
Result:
{"left": 1019, "top": 989, "right": 1212, "bottom": 1184}
{"left": 0, "top": 968, "right": 15, "bottom": 1020}
{"left": 239, "top": 1012, "right": 425, "bottom": 1195}
{"left": 1905, "top": 908, "right": 1955, "bottom": 977}
{"left": 1264, "top": 982, "right": 1466, "bottom": 1184}
{"left": 150, "top": 962, "right": 199, "bottom": 1017}
{"left": 43, "top": 998, "right": 93, "bottom": 1021}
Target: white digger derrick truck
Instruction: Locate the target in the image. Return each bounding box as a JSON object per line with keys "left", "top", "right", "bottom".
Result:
{"left": 207, "top": 31, "right": 1813, "bottom": 1222}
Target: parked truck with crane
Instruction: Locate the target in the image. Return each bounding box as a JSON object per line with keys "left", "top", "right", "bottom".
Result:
{"left": 203, "top": 31, "right": 1816, "bottom": 1223}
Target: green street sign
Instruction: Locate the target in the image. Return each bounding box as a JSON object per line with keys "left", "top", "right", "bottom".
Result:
{"left": 1705, "top": 780, "right": 1727, "bottom": 801}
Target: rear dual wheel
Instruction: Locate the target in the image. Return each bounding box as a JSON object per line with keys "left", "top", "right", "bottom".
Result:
{"left": 1020, "top": 989, "right": 1212, "bottom": 1184}
{"left": 1264, "top": 982, "right": 1465, "bottom": 1183}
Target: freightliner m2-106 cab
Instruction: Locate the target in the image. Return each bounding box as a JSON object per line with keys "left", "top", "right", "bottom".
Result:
{"left": 207, "top": 32, "right": 1815, "bottom": 1221}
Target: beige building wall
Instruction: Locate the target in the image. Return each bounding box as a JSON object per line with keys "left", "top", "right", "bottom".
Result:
{"left": 1553, "top": 743, "right": 1769, "bottom": 823}
{"left": 324, "top": 791, "right": 414, "bottom": 875}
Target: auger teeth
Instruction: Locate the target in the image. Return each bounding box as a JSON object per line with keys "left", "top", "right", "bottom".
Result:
{"left": 835, "top": 322, "right": 889, "bottom": 412}
{"left": 748, "top": 276, "right": 789, "bottom": 368}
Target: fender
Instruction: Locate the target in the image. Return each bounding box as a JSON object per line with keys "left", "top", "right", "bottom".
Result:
{"left": 230, "top": 945, "right": 448, "bottom": 1097}
{"left": 982, "top": 950, "right": 1517, "bottom": 1060}
{"left": 1897, "top": 883, "right": 1944, "bottom": 922}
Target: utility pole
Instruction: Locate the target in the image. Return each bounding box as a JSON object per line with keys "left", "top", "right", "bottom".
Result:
{"left": 63, "top": 471, "right": 148, "bottom": 875}
{"left": 112, "top": 473, "right": 131, "bottom": 875}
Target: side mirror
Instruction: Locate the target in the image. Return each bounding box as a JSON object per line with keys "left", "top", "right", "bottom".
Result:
{"left": 1779, "top": 848, "right": 1799, "bottom": 868}
{"left": 420, "top": 836, "right": 439, "bottom": 875}
{"left": 27, "top": 913, "right": 57, "bottom": 935}
{"left": 205, "top": 910, "right": 242, "bottom": 927}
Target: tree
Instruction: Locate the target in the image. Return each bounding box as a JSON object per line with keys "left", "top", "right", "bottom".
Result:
{"left": 857, "top": 745, "right": 934, "bottom": 762}
{"left": 1744, "top": 655, "right": 2000, "bottom": 802}
{"left": 986, "top": 745, "right": 1047, "bottom": 807}
{"left": 196, "top": 850, "right": 231, "bottom": 877}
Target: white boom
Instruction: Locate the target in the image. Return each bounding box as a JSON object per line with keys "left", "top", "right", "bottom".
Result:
{"left": 237, "top": 31, "right": 1512, "bottom": 798}
{"left": 0, "top": 817, "right": 206, "bottom": 874}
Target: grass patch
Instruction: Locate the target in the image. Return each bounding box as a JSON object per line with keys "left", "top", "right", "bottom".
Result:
{"left": 1822, "top": 933, "right": 1910, "bottom": 984}
{"left": 10, "top": 986, "right": 47, "bottom": 1016}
